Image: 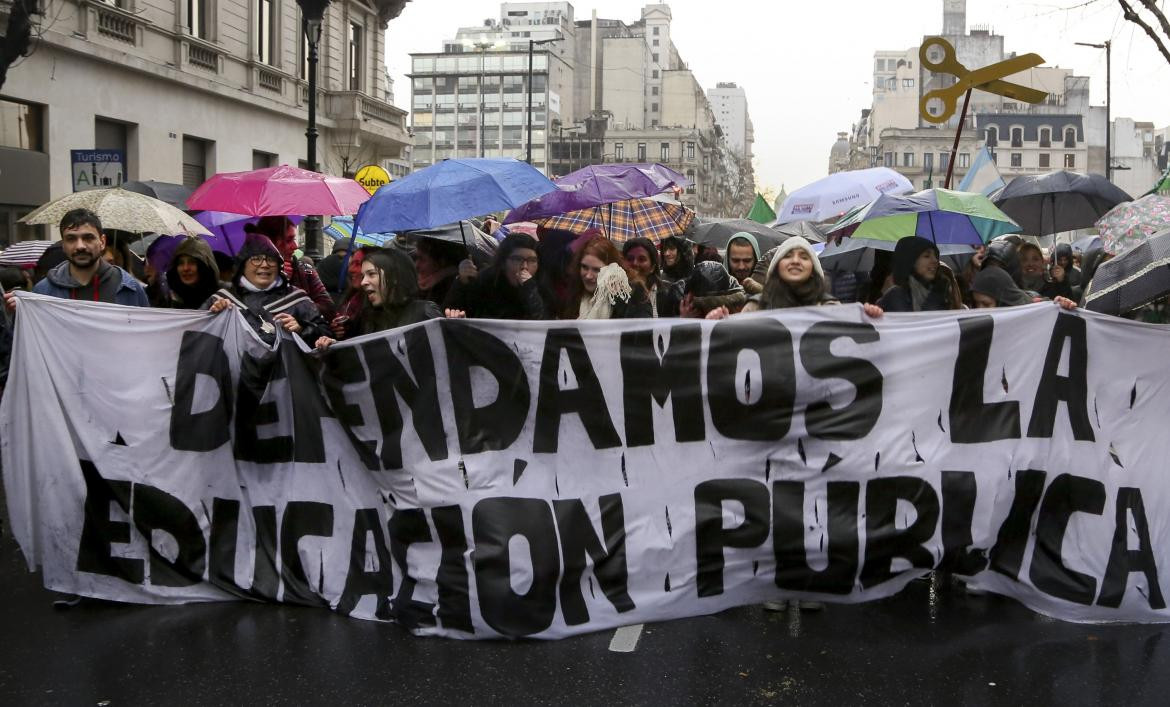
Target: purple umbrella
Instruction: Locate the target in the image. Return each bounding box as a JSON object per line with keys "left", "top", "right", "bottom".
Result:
{"left": 504, "top": 163, "right": 688, "bottom": 224}
{"left": 192, "top": 211, "right": 304, "bottom": 256}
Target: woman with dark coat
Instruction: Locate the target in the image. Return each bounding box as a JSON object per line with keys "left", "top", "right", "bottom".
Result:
{"left": 877, "top": 236, "right": 962, "bottom": 312}
{"left": 203, "top": 233, "right": 328, "bottom": 346}
{"left": 444, "top": 233, "right": 552, "bottom": 320}
{"left": 160, "top": 236, "right": 220, "bottom": 309}
{"left": 659, "top": 235, "right": 695, "bottom": 287}
{"left": 622, "top": 236, "right": 677, "bottom": 317}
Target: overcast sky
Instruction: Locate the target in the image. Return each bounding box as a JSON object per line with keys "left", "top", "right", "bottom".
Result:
{"left": 385, "top": 0, "right": 1170, "bottom": 195}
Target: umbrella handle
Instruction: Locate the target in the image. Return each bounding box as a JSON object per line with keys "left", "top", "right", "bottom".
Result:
{"left": 458, "top": 221, "right": 470, "bottom": 251}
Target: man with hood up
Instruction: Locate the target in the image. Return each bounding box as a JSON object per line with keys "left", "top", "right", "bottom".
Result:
{"left": 723, "top": 232, "right": 762, "bottom": 292}
{"left": 5, "top": 209, "right": 149, "bottom": 313}
{"left": 161, "top": 236, "right": 220, "bottom": 309}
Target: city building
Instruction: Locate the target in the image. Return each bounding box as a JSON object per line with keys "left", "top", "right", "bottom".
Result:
{"left": 408, "top": 2, "right": 754, "bottom": 217}
{"left": 0, "top": 0, "right": 412, "bottom": 243}
{"left": 707, "top": 82, "right": 753, "bottom": 160}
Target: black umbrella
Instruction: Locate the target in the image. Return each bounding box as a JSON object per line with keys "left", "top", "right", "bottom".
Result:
{"left": 690, "top": 218, "right": 788, "bottom": 251}
{"left": 992, "top": 171, "right": 1132, "bottom": 236}
{"left": 820, "top": 237, "right": 975, "bottom": 273}
{"left": 396, "top": 220, "right": 498, "bottom": 268}
{"left": 121, "top": 180, "right": 194, "bottom": 208}
{"left": 770, "top": 219, "right": 826, "bottom": 243}
{"left": 1083, "top": 228, "right": 1170, "bottom": 315}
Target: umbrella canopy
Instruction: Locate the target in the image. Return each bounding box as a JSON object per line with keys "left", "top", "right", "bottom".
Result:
{"left": 1072, "top": 234, "right": 1102, "bottom": 253}
{"left": 504, "top": 163, "right": 687, "bottom": 224}
{"left": 356, "top": 158, "right": 556, "bottom": 234}
{"left": 776, "top": 167, "right": 914, "bottom": 224}
{"left": 323, "top": 216, "right": 395, "bottom": 248}
{"left": 770, "top": 220, "right": 826, "bottom": 243}
{"left": 192, "top": 212, "right": 304, "bottom": 256}
{"left": 186, "top": 165, "right": 371, "bottom": 217}
{"left": 0, "top": 240, "right": 54, "bottom": 267}
{"left": 690, "top": 218, "right": 789, "bottom": 251}
{"left": 20, "top": 188, "right": 211, "bottom": 236}
{"left": 819, "top": 237, "right": 975, "bottom": 273}
{"left": 992, "top": 171, "right": 1132, "bottom": 236}
{"left": 1095, "top": 194, "right": 1170, "bottom": 254}
{"left": 826, "top": 188, "right": 1019, "bottom": 246}
{"left": 129, "top": 233, "right": 163, "bottom": 257}
{"left": 121, "top": 180, "right": 194, "bottom": 208}
{"left": 1084, "top": 229, "right": 1170, "bottom": 315}
{"left": 538, "top": 197, "right": 694, "bottom": 244}
{"left": 395, "top": 221, "right": 498, "bottom": 268}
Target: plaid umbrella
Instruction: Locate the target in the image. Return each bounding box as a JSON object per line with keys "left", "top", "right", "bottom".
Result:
{"left": 538, "top": 198, "right": 694, "bottom": 244}
{"left": 1084, "top": 228, "right": 1170, "bottom": 315}
{"left": 1095, "top": 195, "right": 1170, "bottom": 255}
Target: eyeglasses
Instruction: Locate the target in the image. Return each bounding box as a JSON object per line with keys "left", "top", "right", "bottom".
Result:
{"left": 507, "top": 255, "right": 539, "bottom": 267}
{"left": 248, "top": 255, "right": 280, "bottom": 266}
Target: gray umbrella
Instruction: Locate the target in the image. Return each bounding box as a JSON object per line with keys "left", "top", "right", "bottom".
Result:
{"left": 121, "top": 180, "right": 194, "bottom": 209}
{"left": 819, "top": 237, "right": 975, "bottom": 273}
{"left": 770, "top": 219, "right": 826, "bottom": 243}
{"left": 992, "top": 171, "right": 1131, "bottom": 236}
{"left": 690, "top": 218, "right": 788, "bottom": 251}
{"left": 1084, "top": 228, "right": 1170, "bottom": 315}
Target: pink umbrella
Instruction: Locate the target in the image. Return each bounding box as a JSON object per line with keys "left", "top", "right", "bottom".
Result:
{"left": 186, "top": 165, "right": 371, "bottom": 217}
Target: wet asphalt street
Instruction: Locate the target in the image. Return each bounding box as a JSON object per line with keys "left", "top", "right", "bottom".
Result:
{"left": 4, "top": 530, "right": 1170, "bottom": 707}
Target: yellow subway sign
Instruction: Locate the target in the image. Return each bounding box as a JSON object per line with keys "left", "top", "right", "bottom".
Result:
{"left": 355, "top": 164, "right": 392, "bottom": 195}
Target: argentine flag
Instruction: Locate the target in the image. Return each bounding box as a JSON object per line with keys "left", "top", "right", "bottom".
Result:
{"left": 958, "top": 146, "right": 1006, "bottom": 197}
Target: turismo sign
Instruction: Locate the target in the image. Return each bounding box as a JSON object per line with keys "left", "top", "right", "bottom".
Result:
{"left": 71, "top": 149, "right": 125, "bottom": 192}
{"left": 355, "top": 164, "right": 391, "bottom": 195}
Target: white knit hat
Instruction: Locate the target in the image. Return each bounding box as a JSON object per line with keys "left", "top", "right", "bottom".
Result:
{"left": 766, "top": 236, "right": 824, "bottom": 281}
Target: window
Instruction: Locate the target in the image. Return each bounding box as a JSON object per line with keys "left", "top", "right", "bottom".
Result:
{"left": 939, "top": 152, "right": 949, "bottom": 171}
{"left": 687, "top": 141, "right": 695, "bottom": 160}
{"left": 875, "top": 58, "right": 885, "bottom": 71}
{"left": 1064, "top": 128, "right": 1076, "bottom": 148}
{"left": 652, "top": 39, "right": 659, "bottom": 46}
{"left": 651, "top": 119, "right": 658, "bottom": 127}
{"left": 182, "top": 136, "right": 210, "bottom": 189}
{"left": 959, "top": 153, "right": 970, "bottom": 168}
{"left": 95, "top": 117, "right": 130, "bottom": 183}
{"left": 923, "top": 152, "right": 933, "bottom": 172}
{"left": 985, "top": 126, "right": 998, "bottom": 147}
{"left": 637, "top": 142, "right": 646, "bottom": 161}
{"left": 686, "top": 169, "right": 695, "bottom": 194}
{"left": 1039, "top": 127, "right": 1051, "bottom": 147}
{"left": 652, "top": 53, "right": 659, "bottom": 63}
{"left": 652, "top": 69, "right": 659, "bottom": 79}
{"left": 1064, "top": 153, "right": 1076, "bottom": 168}
{"left": 660, "top": 142, "right": 669, "bottom": 161}
{"left": 1039, "top": 153, "right": 1050, "bottom": 168}
{"left": 652, "top": 86, "right": 659, "bottom": 96}
{"left": 256, "top": 0, "right": 276, "bottom": 65}
{"left": 349, "top": 22, "right": 364, "bottom": 91}
{"left": 884, "top": 152, "right": 894, "bottom": 167}
{"left": 902, "top": 78, "right": 915, "bottom": 88}
{"left": 188, "top": 0, "right": 208, "bottom": 40}
{"left": 651, "top": 102, "right": 658, "bottom": 112}
{"left": 1010, "top": 153, "right": 1022, "bottom": 167}
{"left": 1010, "top": 127, "right": 1022, "bottom": 148}
{"left": 886, "top": 77, "right": 896, "bottom": 90}
{"left": 653, "top": 26, "right": 660, "bottom": 35}
{"left": 903, "top": 152, "right": 914, "bottom": 167}
{"left": 0, "top": 98, "right": 44, "bottom": 151}
{"left": 614, "top": 143, "right": 624, "bottom": 160}
{"left": 252, "top": 150, "right": 276, "bottom": 169}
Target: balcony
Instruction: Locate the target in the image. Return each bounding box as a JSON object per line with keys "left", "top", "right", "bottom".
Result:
{"left": 323, "top": 90, "right": 410, "bottom": 157}
{"left": 181, "top": 36, "right": 227, "bottom": 75}
{"left": 82, "top": 1, "right": 148, "bottom": 47}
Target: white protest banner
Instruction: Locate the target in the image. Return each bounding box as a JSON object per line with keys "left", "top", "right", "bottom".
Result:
{"left": 3, "top": 293, "right": 1168, "bottom": 639}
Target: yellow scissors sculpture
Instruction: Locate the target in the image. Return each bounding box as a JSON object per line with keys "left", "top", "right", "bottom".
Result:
{"left": 919, "top": 37, "right": 1048, "bottom": 124}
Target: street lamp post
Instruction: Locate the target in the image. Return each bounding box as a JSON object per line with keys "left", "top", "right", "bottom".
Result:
{"left": 298, "top": 0, "right": 331, "bottom": 257}
{"left": 1076, "top": 40, "right": 1111, "bottom": 181}
{"left": 526, "top": 38, "right": 558, "bottom": 165}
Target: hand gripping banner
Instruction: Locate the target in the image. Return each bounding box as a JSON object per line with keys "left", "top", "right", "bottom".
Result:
{"left": 3, "top": 292, "right": 1168, "bottom": 638}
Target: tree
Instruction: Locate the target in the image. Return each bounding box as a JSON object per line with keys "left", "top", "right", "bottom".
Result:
{"left": 1118, "top": 0, "right": 1170, "bottom": 65}
{"left": 0, "top": 0, "right": 40, "bottom": 92}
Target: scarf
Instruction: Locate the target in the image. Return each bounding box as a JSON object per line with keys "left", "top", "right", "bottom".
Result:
{"left": 908, "top": 275, "right": 933, "bottom": 312}
{"left": 577, "top": 263, "right": 632, "bottom": 320}
{"left": 239, "top": 275, "right": 283, "bottom": 293}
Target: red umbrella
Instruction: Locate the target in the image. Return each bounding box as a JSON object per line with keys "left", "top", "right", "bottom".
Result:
{"left": 186, "top": 165, "right": 371, "bottom": 216}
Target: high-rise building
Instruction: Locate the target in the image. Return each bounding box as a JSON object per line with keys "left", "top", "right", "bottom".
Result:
{"left": 0, "top": 0, "right": 412, "bottom": 243}
{"left": 707, "top": 82, "right": 754, "bottom": 160}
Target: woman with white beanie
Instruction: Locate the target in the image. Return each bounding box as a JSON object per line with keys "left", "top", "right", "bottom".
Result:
{"left": 742, "top": 236, "right": 883, "bottom": 318}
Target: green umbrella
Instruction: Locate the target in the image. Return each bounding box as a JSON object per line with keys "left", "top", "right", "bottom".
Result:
{"left": 826, "top": 188, "right": 1019, "bottom": 245}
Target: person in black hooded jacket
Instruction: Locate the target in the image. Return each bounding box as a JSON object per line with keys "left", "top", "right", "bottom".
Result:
{"left": 203, "top": 233, "right": 328, "bottom": 346}
{"left": 444, "top": 233, "right": 551, "bottom": 320}
{"left": 161, "top": 236, "right": 220, "bottom": 309}
{"left": 877, "top": 236, "right": 962, "bottom": 312}
{"left": 659, "top": 235, "right": 695, "bottom": 287}
{"left": 623, "top": 236, "right": 678, "bottom": 316}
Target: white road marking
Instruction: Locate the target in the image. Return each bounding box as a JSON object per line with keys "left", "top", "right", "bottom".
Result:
{"left": 608, "top": 623, "right": 644, "bottom": 653}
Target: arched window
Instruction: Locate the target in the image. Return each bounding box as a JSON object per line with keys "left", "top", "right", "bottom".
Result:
{"left": 985, "top": 126, "right": 998, "bottom": 147}
{"left": 1039, "top": 127, "right": 1052, "bottom": 148}
{"left": 1010, "top": 127, "right": 1023, "bottom": 148}
{"left": 1064, "top": 127, "right": 1077, "bottom": 148}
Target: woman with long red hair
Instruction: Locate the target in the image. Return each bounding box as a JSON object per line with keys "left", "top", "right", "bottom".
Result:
{"left": 560, "top": 235, "right": 653, "bottom": 320}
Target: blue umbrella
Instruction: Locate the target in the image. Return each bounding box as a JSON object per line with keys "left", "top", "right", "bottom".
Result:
{"left": 355, "top": 158, "right": 557, "bottom": 234}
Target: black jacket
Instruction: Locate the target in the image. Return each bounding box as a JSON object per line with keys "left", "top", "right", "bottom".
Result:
{"left": 204, "top": 283, "right": 329, "bottom": 346}
{"left": 444, "top": 269, "right": 551, "bottom": 320}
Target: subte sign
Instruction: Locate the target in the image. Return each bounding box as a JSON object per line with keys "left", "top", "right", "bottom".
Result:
{"left": 355, "top": 164, "right": 391, "bottom": 196}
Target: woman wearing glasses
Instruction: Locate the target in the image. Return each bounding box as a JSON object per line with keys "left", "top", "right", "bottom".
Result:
{"left": 443, "top": 233, "right": 552, "bottom": 320}
{"left": 203, "top": 233, "right": 328, "bottom": 345}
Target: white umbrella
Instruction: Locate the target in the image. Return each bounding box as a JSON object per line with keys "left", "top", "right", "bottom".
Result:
{"left": 20, "top": 188, "right": 211, "bottom": 236}
{"left": 0, "top": 240, "right": 54, "bottom": 267}
{"left": 776, "top": 167, "right": 914, "bottom": 225}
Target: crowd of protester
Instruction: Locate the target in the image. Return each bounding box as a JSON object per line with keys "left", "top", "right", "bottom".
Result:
{"left": 1, "top": 207, "right": 1102, "bottom": 394}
